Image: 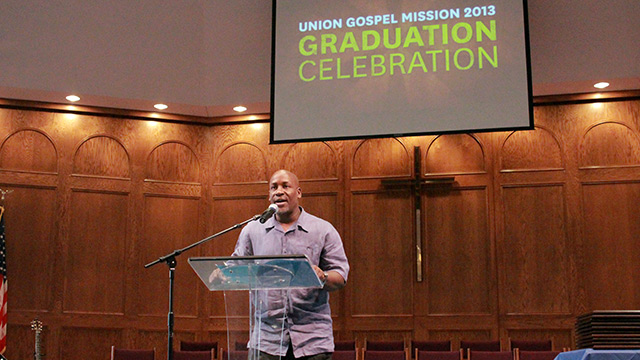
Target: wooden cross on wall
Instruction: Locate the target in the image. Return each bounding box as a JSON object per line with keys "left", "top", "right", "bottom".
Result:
{"left": 382, "top": 146, "right": 454, "bottom": 282}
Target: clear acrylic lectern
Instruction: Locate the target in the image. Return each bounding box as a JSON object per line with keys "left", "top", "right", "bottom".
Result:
{"left": 189, "top": 255, "right": 323, "bottom": 360}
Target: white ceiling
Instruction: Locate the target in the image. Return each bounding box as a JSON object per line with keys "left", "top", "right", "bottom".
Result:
{"left": 0, "top": 0, "right": 638, "bottom": 117}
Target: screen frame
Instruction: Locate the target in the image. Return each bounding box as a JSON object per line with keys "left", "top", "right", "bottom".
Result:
{"left": 269, "top": 0, "right": 534, "bottom": 144}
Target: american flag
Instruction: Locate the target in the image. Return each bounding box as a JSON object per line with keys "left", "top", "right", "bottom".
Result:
{"left": 0, "top": 208, "right": 7, "bottom": 354}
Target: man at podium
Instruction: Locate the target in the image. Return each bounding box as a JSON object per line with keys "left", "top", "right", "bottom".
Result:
{"left": 232, "top": 170, "right": 350, "bottom": 360}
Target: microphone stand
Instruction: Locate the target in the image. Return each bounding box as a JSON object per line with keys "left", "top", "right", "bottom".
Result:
{"left": 144, "top": 212, "right": 263, "bottom": 360}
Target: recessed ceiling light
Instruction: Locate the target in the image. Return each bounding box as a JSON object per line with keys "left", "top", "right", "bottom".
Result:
{"left": 593, "top": 82, "right": 610, "bottom": 89}
{"left": 233, "top": 106, "right": 247, "bottom": 112}
{"left": 154, "top": 103, "right": 168, "bottom": 110}
{"left": 66, "top": 95, "right": 80, "bottom": 102}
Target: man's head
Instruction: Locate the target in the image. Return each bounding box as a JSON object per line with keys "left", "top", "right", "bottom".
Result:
{"left": 269, "top": 170, "right": 302, "bottom": 223}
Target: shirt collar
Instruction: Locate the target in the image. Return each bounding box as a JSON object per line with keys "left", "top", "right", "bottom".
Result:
{"left": 264, "top": 206, "right": 309, "bottom": 233}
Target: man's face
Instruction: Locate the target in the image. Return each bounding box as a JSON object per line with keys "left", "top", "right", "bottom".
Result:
{"left": 269, "top": 171, "right": 301, "bottom": 216}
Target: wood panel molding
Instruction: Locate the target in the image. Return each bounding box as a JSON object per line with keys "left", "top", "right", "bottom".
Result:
{"left": 579, "top": 121, "right": 640, "bottom": 169}
{"left": 501, "top": 126, "right": 564, "bottom": 172}
{"left": 0, "top": 128, "right": 58, "bottom": 173}
{"left": 214, "top": 142, "right": 268, "bottom": 184}
{"left": 352, "top": 138, "right": 411, "bottom": 179}
{"left": 281, "top": 142, "right": 339, "bottom": 181}
{"left": 73, "top": 134, "right": 130, "bottom": 178}
{"left": 4, "top": 99, "right": 640, "bottom": 360}
{"left": 425, "top": 134, "right": 485, "bottom": 175}
{"left": 146, "top": 141, "right": 201, "bottom": 183}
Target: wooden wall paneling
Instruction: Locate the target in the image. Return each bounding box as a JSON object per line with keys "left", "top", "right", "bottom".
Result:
{"left": 352, "top": 138, "right": 411, "bottom": 178}
{"left": 496, "top": 126, "right": 572, "bottom": 316}
{"left": 214, "top": 142, "right": 268, "bottom": 184}
{"left": 0, "top": 129, "right": 59, "bottom": 314}
{"left": 281, "top": 142, "right": 340, "bottom": 181}
{"left": 138, "top": 139, "right": 203, "bottom": 321}
{"left": 0, "top": 128, "right": 58, "bottom": 173}
{"left": 59, "top": 326, "right": 123, "bottom": 360}
{"left": 137, "top": 194, "right": 202, "bottom": 317}
{"left": 1, "top": 185, "right": 57, "bottom": 312}
{"left": 136, "top": 329, "right": 197, "bottom": 360}
{"left": 63, "top": 134, "right": 132, "bottom": 315}
{"left": 422, "top": 184, "right": 492, "bottom": 315}
{"left": 4, "top": 99, "right": 640, "bottom": 356}
{"left": 73, "top": 135, "right": 130, "bottom": 177}
{"left": 424, "top": 134, "right": 485, "bottom": 175}
{"left": 207, "top": 136, "right": 271, "bottom": 341}
{"left": 500, "top": 184, "right": 571, "bottom": 315}
{"left": 579, "top": 122, "right": 640, "bottom": 168}
{"left": 417, "top": 134, "right": 494, "bottom": 319}
{"left": 146, "top": 141, "right": 200, "bottom": 183}
{"left": 5, "top": 324, "right": 38, "bottom": 360}
{"left": 500, "top": 127, "right": 564, "bottom": 171}
{"left": 349, "top": 138, "right": 414, "bottom": 326}
{"left": 428, "top": 329, "right": 494, "bottom": 350}
{"left": 505, "top": 328, "right": 573, "bottom": 351}
{"left": 576, "top": 107, "right": 640, "bottom": 311}
{"left": 580, "top": 181, "right": 640, "bottom": 310}
{"left": 64, "top": 189, "right": 129, "bottom": 314}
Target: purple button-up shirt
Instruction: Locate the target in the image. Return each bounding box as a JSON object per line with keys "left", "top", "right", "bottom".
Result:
{"left": 232, "top": 208, "right": 349, "bottom": 358}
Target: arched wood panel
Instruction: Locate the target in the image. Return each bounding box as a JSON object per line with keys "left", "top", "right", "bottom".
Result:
{"left": 501, "top": 127, "right": 564, "bottom": 171}
{"left": 282, "top": 142, "right": 338, "bottom": 180}
{"left": 352, "top": 138, "right": 411, "bottom": 178}
{"left": 73, "top": 135, "right": 130, "bottom": 177}
{"left": 214, "top": 143, "right": 267, "bottom": 184}
{"left": 4, "top": 99, "right": 640, "bottom": 358}
{"left": 580, "top": 122, "right": 640, "bottom": 168}
{"left": 146, "top": 141, "right": 200, "bottom": 182}
{"left": 425, "top": 134, "right": 485, "bottom": 174}
{"left": 0, "top": 129, "right": 57, "bottom": 172}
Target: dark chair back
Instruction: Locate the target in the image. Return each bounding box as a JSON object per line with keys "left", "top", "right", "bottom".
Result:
{"left": 418, "top": 351, "right": 462, "bottom": 360}
{"left": 469, "top": 351, "right": 513, "bottom": 360}
{"left": 111, "top": 346, "right": 155, "bottom": 360}
{"left": 460, "top": 341, "right": 501, "bottom": 352}
{"left": 365, "top": 350, "right": 407, "bottom": 360}
{"left": 412, "top": 341, "right": 452, "bottom": 354}
{"left": 335, "top": 341, "right": 357, "bottom": 351}
{"left": 180, "top": 341, "right": 218, "bottom": 356}
{"left": 518, "top": 351, "right": 560, "bottom": 360}
{"left": 333, "top": 350, "right": 357, "bottom": 360}
{"left": 173, "top": 350, "right": 213, "bottom": 360}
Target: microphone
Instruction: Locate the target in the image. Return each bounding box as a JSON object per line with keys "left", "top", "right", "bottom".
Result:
{"left": 259, "top": 204, "right": 278, "bottom": 223}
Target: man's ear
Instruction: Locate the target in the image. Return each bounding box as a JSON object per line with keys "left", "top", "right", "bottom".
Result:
{"left": 297, "top": 187, "right": 302, "bottom": 199}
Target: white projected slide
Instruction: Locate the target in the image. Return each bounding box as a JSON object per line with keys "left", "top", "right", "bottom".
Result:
{"left": 271, "top": 0, "right": 533, "bottom": 143}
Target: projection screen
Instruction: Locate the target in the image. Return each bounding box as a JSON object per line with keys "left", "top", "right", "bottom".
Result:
{"left": 271, "top": 0, "right": 533, "bottom": 143}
